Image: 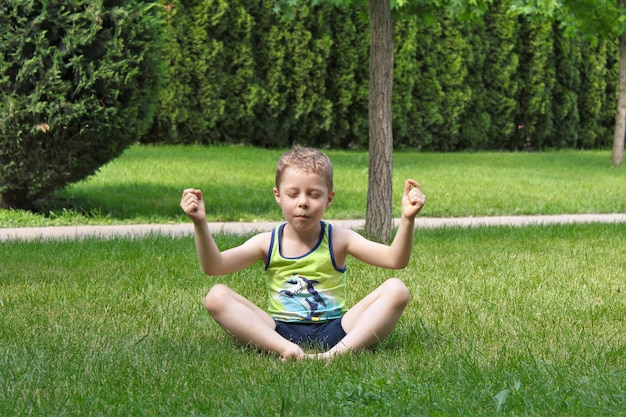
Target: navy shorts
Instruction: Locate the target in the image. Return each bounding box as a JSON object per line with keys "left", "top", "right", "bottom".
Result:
{"left": 274, "top": 318, "right": 347, "bottom": 350}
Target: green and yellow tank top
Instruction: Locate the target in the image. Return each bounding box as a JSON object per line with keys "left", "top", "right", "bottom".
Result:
{"left": 265, "top": 221, "right": 347, "bottom": 323}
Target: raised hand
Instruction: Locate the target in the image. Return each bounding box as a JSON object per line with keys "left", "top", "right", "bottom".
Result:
{"left": 180, "top": 188, "right": 206, "bottom": 223}
{"left": 401, "top": 179, "right": 426, "bottom": 219}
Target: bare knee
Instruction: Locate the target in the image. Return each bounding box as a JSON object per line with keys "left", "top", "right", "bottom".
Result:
{"left": 203, "top": 284, "right": 232, "bottom": 315}
{"left": 384, "top": 278, "right": 410, "bottom": 309}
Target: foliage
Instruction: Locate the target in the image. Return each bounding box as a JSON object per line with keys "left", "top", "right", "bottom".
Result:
{"left": 394, "top": 13, "right": 472, "bottom": 151}
{"left": 558, "top": 0, "right": 626, "bottom": 41}
{"left": 478, "top": 0, "right": 520, "bottom": 149}
{"left": 514, "top": 16, "right": 556, "bottom": 150}
{"left": 150, "top": 0, "right": 350, "bottom": 148}
{"left": 144, "top": 0, "right": 619, "bottom": 151}
{"left": 576, "top": 40, "right": 613, "bottom": 148}
{"left": 509, "top": 0, "right": 625, "bottom": 167}
{"left": 0, "top": 0, "right": 164, "bottom": 209}
{"left": 320, "top": 8, "right": 369, "bottom": 148}
{"left": 550, "top": 21, "right": 581, "bottom": 148}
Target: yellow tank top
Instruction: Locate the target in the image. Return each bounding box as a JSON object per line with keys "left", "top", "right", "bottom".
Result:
{"left": 265, "top": 221, "right": 347, "bottom": 322}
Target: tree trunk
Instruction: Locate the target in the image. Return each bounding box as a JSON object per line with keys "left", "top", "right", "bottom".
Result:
{"left": 612, "top": 31, "right": 626, "bottom": 167}
{"left": 365, "top": 0, "right": 394, "bottom": 242}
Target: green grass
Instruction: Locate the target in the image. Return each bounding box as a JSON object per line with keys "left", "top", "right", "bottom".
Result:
{"left": 1, "top": 145, "right": 624, "bottom": 227}
{"left": 1, "top": 146, "right": 625, "bottom": 415}
{"left": 1, "top": 223, "right": 625, "bottom": 415}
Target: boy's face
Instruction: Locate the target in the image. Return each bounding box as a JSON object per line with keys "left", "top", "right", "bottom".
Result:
{"left": 273, "top": 167, "right": 335, "bottom": 232}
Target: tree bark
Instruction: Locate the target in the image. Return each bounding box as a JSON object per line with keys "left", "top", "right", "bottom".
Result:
{"left": 365, "top": 0, "right": 394, "bottom": 242}
{"left": 612, "top": 31, "right": 626, "bottom": 167}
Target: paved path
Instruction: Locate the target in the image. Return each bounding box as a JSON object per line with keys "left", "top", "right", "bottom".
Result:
{"left": 1, "top": 213, "right": 625, "bottom": 241}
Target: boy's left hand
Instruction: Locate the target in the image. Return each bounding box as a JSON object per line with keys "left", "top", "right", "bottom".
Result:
{"left": 402, "top": 179, "right": 426, "bottom": 219}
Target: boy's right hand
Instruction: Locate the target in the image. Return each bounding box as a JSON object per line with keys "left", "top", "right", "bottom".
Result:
{"left": 180, "top": 188, "right": 206, "bottom": 223}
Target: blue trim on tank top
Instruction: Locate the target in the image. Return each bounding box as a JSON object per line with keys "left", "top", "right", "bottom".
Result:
{"left": 327, "top": 223, "right": 347, "bottom": 273}
{"left": 264, "top": 221, "right": 346, "bottom": 273}
{"left": 277, "top": 221, "right": 324, "bottom": 260}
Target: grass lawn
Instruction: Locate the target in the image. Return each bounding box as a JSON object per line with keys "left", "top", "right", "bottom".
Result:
{"left": 1, "top": 223, "right": 625, "bottom": 416}
{"left": 1, "top": 146, "right": 625, "bottom": 415}
{"left": 0, "top": 145, "right": 624, "bottom": 226}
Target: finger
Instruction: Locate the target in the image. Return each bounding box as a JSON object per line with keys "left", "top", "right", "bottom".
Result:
{"left": 403, "top": 179, "right": 419, "bottom": 196}
{"left": 183, "top": 188, "right": 201, "bottom": 195}
{"left": 411, "top": 193, "right": 426, "bottom": 205}
{"left": 408, "top": 187, "right": 426, "bottom": 205}
{"left": 181, "top": 189, "right": 193, "bottom": 205}
{"left": 182, "top": 188, "right": 203, "bottom": 203}
{"left": 181, "top": 189, "right": 201, "bottom": 212}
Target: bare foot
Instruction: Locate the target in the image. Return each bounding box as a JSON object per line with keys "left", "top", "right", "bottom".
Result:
{"left": 280, "top": 346, "right": 306, "bottom": 361}
{"left": 311, "top": 340, "right": 350, "bottom": 360}
{"left": 303, "top": 349, "right": 346, "bottom": 361}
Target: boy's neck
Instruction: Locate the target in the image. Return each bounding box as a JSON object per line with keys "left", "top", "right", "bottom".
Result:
{"left": 281, "top": 221, "right": 323, "bottom": 254}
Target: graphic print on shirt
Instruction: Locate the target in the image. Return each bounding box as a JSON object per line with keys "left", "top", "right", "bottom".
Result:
{"left": 278, "top": 273, "right": 338, "bottom": 321}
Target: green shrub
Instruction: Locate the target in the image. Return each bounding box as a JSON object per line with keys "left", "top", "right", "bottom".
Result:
{"left": 577, "top": 39, "right": 614, "bottom": 148}
{"left": 0, "top": 0, "right": 164, "bottom": 209}
{"left": 513, "top": 17, "right": 556, "bottom": 150}
{"left": 142, "top": 1, "right": 618, "bottom": 151}
{"left": 462, "top": 0, "right": 519, "bottom": 150}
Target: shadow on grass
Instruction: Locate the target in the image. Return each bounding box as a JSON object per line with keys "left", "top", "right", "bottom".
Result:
{"left": 38, "top": 182, "right": 283, "bottom": 222}
{"left": 34, "top": 182, "right": 367, "bottom": 223}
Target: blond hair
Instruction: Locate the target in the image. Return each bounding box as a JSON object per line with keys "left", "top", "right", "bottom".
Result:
{"left": 275, "top": 147, "right": 334, "bottom": 191}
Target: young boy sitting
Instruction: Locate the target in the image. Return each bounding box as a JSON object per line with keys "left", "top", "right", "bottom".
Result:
{"left": 180, "top": 147, "right": 426, "bottom": 360}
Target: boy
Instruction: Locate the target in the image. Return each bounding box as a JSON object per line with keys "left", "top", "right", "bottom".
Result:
{"left": 180, "top": 147, "right": 426, "bottom": 360}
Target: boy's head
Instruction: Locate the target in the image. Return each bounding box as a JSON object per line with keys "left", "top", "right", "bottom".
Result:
{"left": 275, "top": 147, "right": 334, "bottom": 192}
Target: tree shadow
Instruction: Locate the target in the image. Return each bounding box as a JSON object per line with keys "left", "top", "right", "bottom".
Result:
{"left": 35, "top": 182, "right": 282, "bottom": 222}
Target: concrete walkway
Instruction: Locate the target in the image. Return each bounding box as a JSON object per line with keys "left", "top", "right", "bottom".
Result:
{"left": 1, "top": 213, "right": 625, "bottom": 241}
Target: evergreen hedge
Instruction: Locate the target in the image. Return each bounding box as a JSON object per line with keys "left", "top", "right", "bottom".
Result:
{"left": 146, "top": 0, "right": 618, "bottom": 151}
{"left": 3, "top": 1, "right": 616, "bottom": 210}
{"left": 0, "top": 0, "right": 164, "bottom": 209}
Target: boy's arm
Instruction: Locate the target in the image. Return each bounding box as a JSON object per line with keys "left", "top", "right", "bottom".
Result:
{"left": 181, "top": 188, "right": 266, "bottom": 276}
{"left": 387, "top": 179, "right": 426, "bottom": 267}
{"left": 341, "top": 179, "right": 425, "bottom": 269}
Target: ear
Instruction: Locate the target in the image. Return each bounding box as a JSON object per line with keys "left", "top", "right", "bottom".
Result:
{"left": 326, "top": 190, "right": 335, "bottom": 208}
{"left": 273, "top": 187, "right": 281, "bottom": 206}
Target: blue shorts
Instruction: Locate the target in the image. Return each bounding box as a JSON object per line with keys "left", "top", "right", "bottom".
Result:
{"left": 274, "top": 318, "right": 346, "bottom": 350}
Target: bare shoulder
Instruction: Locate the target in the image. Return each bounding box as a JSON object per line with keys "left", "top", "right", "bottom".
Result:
{"left": 219, "top": 230, "right": 273, "bottom": 265}
{"left": 329, "top": 223, "right": 390, "bottom": 265}
{"left": 329, "top": 224, "right": 361, "bottom": 241}
{"left": 329, "top": 224, "right": 370, "bottom": 252}
{"left": 242, "top": 230, "right": 273, "bottom": 255}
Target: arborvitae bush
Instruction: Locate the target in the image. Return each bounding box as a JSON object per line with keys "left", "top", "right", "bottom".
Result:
{"left": 514, "top": 17, "right": 556, "bottom": 150}
{"left": 456, "top": 15, "right": 491, "bottom": 150}
{"left": 142, "top": 1, "right": 618, "bottom": 151}
{"left": 0, "top": 0, "right": 164, "bottom": 209}
{"left": 577, "top": 40, "right": 613, "bottom": 148}
{"left": 321, "top": 7, "right": 369, "bottom": 149}
{"left": 393, "top": 17, "right": 423, "bottom": 149}
{"left": 395, "top": 17, "right": 445, "bottom": 150}
{"left": 394, "top": 14, "right": 472, "bottom": 151}
{"left": 145, "top": 0, "right": 196, "bottom": 144}
{"left": 477, "top": 0, "right": 519, "bottom": 149}
{"left": 551, "top": 23, "right": 581, "bottom": 148}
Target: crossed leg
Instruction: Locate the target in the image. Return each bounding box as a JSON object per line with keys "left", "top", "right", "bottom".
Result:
{"left": 310, "top": 278, "right": 410, "bottom": 360}
{"left": 204, "top": 278, "right": 410, "bottom": 361}
{"left": 203, "top": 284, "right": 305, "bottom": 360}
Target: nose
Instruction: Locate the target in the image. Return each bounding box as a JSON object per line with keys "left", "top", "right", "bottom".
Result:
{"left": 297, "top": 194, "right": 309, "bottom": 208}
